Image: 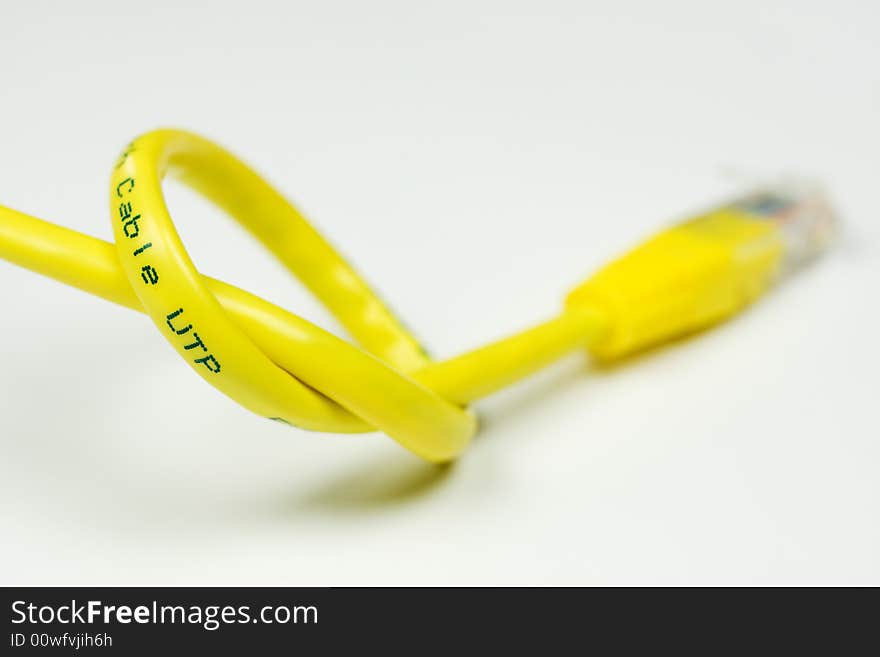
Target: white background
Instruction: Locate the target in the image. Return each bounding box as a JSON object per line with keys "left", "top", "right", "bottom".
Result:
{"left": 0, "top": 0, "right": 877, "bottom": 585}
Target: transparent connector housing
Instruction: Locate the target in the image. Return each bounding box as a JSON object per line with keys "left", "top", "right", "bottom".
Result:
{"left": 729, "top": 180, "right": 840, "bottom": 276}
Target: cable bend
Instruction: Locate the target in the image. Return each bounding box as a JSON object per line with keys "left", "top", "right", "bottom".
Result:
{"left": 111, "top": 129, "right": 480, "bottom": 462}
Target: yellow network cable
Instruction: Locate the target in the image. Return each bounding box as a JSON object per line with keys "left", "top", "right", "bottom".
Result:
{"left": 0, "top": 130, "right": 837, "bottom": 462}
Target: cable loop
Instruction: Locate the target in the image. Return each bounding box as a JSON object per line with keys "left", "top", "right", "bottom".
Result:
{"left": 110, "top": 130, "right": 476, "bottom": 462}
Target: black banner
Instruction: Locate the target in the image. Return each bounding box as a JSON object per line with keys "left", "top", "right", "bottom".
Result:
{"left": 1, "top": 587, "right": 874, "bottom": 652}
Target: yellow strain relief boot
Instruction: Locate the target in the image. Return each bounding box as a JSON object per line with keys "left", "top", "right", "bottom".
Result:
{"left": 566, "top": 182, "right": 839, "bottom": 361}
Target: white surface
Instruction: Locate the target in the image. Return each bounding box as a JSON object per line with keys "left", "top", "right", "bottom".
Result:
{"left": 0, "top": 0, "right": 878, "bottom": 585}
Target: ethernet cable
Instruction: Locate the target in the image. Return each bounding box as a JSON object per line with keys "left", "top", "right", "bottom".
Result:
{"left": 0, "top": 130, "right": 837, "bottom": 462}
